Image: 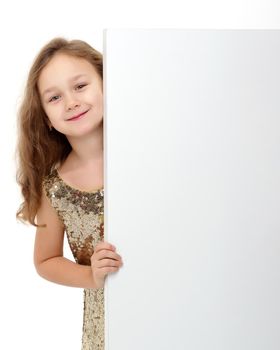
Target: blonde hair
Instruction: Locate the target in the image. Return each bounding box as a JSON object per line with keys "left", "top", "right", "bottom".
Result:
{"left": 15, "top": 37, "right": 103, "bottom": 227}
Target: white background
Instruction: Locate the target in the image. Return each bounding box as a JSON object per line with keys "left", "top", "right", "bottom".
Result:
{"left": 1, "top": 1, "right": 280, "bottom": 349}
{"left": 104, "top": 29, "right": 280, "bottom": 349}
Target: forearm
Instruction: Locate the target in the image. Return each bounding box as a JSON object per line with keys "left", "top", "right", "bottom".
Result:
{"left": 35, "top": 256, "right": 97, "bottom": 289}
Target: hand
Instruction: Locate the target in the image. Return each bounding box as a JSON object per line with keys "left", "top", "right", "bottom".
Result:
{"left": 90, "top": 241, "right": 123, "bottom": 289}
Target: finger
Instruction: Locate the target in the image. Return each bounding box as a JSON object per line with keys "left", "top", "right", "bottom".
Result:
{"left": 95, "top": 259, "right": 123, "bottom": 268}
{"left": 95, "top": 250, "right": 122, "bottom": 261}
{"left": 98, "top": 266, "right": 120, "bottom": 274}
{"left": 94, "top": 241, "right": 116, "bottom": 253}
{"left": 91, "top": 247, "right": 122, "bottom": 265}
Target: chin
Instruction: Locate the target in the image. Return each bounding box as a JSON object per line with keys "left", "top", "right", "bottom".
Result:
{"left": 69, "top": 126, "right": 102, "bottom": 138}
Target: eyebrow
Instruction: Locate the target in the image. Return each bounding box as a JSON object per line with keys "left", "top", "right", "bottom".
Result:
{"left": 41, "top": 74, "right": 88, "bottom": 97}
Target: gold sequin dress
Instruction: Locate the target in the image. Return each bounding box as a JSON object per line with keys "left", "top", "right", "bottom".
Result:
{"left": 42, "top": 167, "right": 104, "bottom": 350}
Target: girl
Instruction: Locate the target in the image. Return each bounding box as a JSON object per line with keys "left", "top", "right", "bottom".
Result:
{"left": 16, "top": 37, "right": 123, "bottom": 350}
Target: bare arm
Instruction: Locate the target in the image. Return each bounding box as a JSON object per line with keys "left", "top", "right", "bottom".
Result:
{"left": 34, "top": 189, "right": 96, "bottom": 289}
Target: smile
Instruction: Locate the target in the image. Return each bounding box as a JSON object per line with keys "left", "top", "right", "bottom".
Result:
{"left": 67, "top": 110, "right": 89, "bottom": 121}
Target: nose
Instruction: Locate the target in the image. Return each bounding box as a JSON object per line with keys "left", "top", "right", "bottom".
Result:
{"left": 65, "top": 93, "right": 80, "bottom": 111}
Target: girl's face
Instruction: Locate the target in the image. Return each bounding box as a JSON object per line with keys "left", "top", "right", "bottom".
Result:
{"left": 38, "top": 53, "right": 103, "bottom": 138}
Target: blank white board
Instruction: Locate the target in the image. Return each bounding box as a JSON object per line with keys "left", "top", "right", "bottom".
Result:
{"left": 103, "top": 29, "right": 280, "bottom": 350}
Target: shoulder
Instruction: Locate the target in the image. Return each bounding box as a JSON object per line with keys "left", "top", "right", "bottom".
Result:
{"left": 36, "top": 167, "right": 66, "bottom": 230}
{"left": 42, "top": 167, "right": 60, "bottom": 199}
{"left": 42, "top": 153, "right": 72, "bottom": 190}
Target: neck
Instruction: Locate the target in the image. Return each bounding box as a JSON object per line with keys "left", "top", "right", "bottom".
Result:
{"left": 66, "top": 121, "right": 103, "bottom": 166}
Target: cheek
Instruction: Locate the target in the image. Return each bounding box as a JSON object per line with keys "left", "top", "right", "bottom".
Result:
{"left": 95, "top": 92, "right": 104, "bottom": 111}
{"left": 43, "top": 104, "right": 62, "bottom": 122}
{"left": 94, "top": 94, "right": 103, "bottom": 114}
{"left": 86, "top": 87, "right": 103, "bottom": 104}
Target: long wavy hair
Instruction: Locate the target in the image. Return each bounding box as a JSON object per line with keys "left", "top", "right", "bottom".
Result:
{"left": 15, "top": 37, "right": 103, "bottom": 227}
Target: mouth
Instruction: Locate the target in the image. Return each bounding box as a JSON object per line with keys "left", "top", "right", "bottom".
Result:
{"left": 67, "top": 109, "right": 89, "bottom": 121}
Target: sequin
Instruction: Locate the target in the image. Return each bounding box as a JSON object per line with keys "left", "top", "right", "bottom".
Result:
{"left": 42, "top": 167, "right": 104, "bottom": 350}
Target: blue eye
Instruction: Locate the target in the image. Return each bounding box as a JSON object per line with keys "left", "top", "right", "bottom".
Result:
{"left": 76, "top": 83, "right": 87, "bottom": 90}
{"left": 49, "top": 95, "right": 60, "bottom": 102}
